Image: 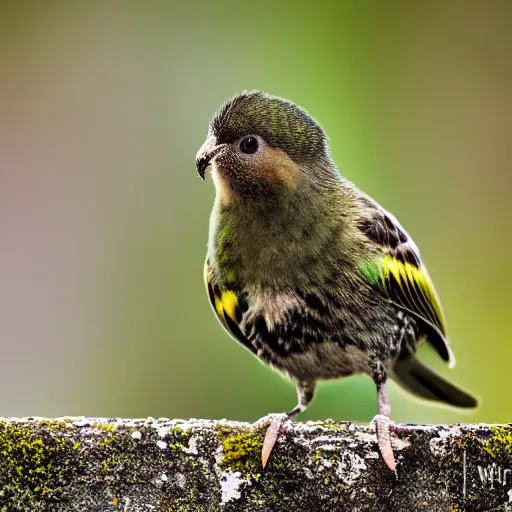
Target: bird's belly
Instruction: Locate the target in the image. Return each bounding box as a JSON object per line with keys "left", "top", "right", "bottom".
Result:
{"left": 270, "top": 341, "right": 373, "bottom": 382}
{"left": 238, "top": 285, "right": 407, "bottom": 382}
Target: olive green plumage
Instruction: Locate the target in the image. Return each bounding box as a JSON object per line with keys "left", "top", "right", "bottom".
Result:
{"left": 211, "top": 91, "right": 328, "bottom": 165}
{"left": 196, "top": 91, "right": 477, "bottom": 443}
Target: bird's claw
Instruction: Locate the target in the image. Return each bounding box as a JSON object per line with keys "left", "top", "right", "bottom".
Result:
{"left": 371, "top": 414, "right": 396, "bottom": 472}
{"left": 370, "top": 414, "right": 390, "bottom": 428}
{"left": 254, "top": 413, "right": 291, "bottom": 469}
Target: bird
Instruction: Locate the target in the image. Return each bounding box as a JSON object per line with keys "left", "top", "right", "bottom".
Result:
{"left": 195, "top": 91, "right": 477, "bottom": 471}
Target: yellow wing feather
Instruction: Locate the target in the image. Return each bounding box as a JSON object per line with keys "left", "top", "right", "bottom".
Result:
{"left": 204, "top": 259, "right": 255, "bottom": 354}
{"left": 380, "top": 255, "right": 447, "bottom": 338}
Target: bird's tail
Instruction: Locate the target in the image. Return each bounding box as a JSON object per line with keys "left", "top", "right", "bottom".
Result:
{"left": 391, "top": 357, "right": 477, "bottom": 408}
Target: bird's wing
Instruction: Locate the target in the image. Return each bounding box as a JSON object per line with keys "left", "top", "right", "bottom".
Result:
{"left": 204, "top": 259, "right": 256, "bottom": 355}
{"left": 357, "top": 200, "right": 454, "bottom": 366}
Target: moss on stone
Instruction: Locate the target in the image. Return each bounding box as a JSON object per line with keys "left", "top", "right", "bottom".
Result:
{"left": 90, "top": 422, "right": 117, "bottom": 432}
{"left": 481, "top": 425, "right": 512, "bottom": 458}
{"left": 0, "top": 421, "right": 77, "bottom": 507}
{"left": 322, "top": 421, "right": 347, "bottom": 431}
{"left": 217, "top": 427, "right": 263, "bottom": 473}
{"left": 169, "top": 426, "right": 191, "bottom": 452}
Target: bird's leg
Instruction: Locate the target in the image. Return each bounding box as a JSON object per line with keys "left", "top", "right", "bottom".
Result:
{"left": 255, "top": 380, "right": 315, "bottom": 468}
{"left": 371, "top": 379, "right": 397, "bottom": 471}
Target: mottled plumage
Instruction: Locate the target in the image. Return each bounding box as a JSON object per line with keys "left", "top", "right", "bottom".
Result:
{"left": 196, "top": 91, "right": 477, "bottom": 470}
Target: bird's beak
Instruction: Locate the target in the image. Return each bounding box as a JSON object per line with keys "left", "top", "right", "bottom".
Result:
{"left": 195, "top": 134, "right": 224, "bottom": 181}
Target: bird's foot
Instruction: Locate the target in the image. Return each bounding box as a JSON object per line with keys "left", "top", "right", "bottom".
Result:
{"left": 254, "top": 413, "right": 292, "bottom": 469}
{"left": 372, "top": 416, "right": 433, "bottom": 433}
{"left": 370, "top": 414, "right": 397, "bottom": 472}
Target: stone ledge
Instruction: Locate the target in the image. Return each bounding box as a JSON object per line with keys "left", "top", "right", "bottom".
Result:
{"left": 0, "top": 417, "right": 510, "bottom": 511}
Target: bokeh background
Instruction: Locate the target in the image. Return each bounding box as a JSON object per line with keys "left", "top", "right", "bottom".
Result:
{"left": 0, "top": 2, "right": 510, "bottom": 425}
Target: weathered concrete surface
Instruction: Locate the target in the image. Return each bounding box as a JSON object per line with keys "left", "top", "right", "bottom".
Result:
{"left": 0, "top": 418, "right": 511, "bottom": 511}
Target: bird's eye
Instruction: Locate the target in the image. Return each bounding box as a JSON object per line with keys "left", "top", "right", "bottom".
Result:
{"left": 239, "top": 136, "right": 259, "bottom": 154}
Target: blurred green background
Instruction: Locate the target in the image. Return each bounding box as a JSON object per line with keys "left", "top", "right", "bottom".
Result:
{"left": 0, "top": 1, "right": 510, "bottom": 425}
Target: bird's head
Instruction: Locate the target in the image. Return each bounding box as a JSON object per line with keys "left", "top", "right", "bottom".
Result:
{"left": 196, "top": 91, "right": 335, "bottom": 204}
